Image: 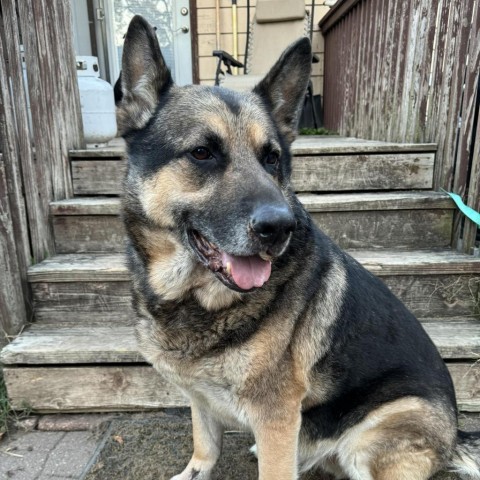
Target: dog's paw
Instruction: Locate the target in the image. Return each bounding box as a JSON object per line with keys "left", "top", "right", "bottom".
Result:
{"left": 249, "top": 444, "right": 258, "bottom": 458}
{"left": 170, "top": 467, "right": 210, "bottom": 480}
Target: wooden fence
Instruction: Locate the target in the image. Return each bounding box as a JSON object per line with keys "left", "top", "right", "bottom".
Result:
{"left": 0, "top": 0, "right": 84, "bottom": 341}
{"left": 320, "top": 0, "right": 480, "bottom": 253}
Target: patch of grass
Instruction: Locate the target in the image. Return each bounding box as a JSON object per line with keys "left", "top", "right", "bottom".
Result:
{"left": 298, "top": 127, "right": 338, "bottom": 136}
{"left": 0, "top": 369, "right": 31, "bottom": 439}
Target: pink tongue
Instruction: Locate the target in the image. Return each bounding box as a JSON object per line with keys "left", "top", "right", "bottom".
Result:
{"left": 221, "top": 252, "right": 271, "bottom": 290}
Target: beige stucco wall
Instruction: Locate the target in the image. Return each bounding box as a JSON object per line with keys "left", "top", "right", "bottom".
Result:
{"left": 196, "top": 0, "right": 336, "bottom": 96}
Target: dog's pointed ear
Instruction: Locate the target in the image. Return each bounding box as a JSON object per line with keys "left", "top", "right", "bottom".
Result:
{"left": 254, "top": 38, "right": 312, "bottom": 143}
{"left": 116, "top": 15, "right": 173, "bottom": 135}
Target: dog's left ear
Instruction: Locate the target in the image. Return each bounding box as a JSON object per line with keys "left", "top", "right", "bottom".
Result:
{"left": 254, "top": 38, "right": 312, "bottom": 143}
{"left": 116, "top": 15, "right": 173, "bottom": 135}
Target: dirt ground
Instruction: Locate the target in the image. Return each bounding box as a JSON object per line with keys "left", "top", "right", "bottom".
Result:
{"left": 84, "top": 409, "right": 480, "bottom": 480}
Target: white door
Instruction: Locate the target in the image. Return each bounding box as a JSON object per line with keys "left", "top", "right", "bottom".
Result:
{"left": 103, "top": 0, "right": 193, "bottom": 85}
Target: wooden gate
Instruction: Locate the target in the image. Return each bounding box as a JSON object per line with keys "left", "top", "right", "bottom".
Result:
{"left": 320, "top": 0, "right": 480, "bottom": 253}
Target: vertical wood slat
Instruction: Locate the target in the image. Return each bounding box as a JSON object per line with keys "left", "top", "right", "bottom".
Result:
{"left": 434, "top": 1, "right": 474, "bottom": 191}
{"left": 0, "top": 157, "right": 29, "bottom": 346}
{"left": 17, "top": 0, "right": 84, "bottom": 203}
{"left": 321, "top": 0, "right": 479, "bottom": 253}
{"left": 0, "top": 5, "right": 31, "bottom": 270}
{"left": 0, "top": 6, "right": 31, "bottom": 340}
{"left": 0, "top": 0, "right": 55, "bottom": 263}
{"left": 455, "top": 1, "right": 480, "bottom": 254}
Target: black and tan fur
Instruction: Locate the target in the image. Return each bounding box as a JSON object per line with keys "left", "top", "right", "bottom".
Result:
{"left": 117, "top": 15, "right": 480, "bottom": 480}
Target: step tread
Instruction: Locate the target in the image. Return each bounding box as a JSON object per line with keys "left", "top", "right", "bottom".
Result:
{"left": 50, "top": 191, "right": 454, "bottom": 216}
{"left": 69, "top": 136, "right": 437, "bottom": 159}
{"left": 2, "top": 320, "right": 479, "bottom": 365}
{"left": 27, "top": 250, "right": 480, "bottom": 282}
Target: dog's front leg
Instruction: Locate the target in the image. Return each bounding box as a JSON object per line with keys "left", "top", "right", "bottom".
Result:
{"left": 170, "top": 401, "right": 223, "bottom": 480}
{"left": 249, "top": 406, "right": 302, "bottom": 480}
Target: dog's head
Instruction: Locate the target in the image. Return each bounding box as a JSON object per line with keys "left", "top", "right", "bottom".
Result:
{"left": 118, "top": 15, "right": 311, "bottom": 295}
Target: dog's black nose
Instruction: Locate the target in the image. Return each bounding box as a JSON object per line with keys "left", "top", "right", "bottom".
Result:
{"left": 250, "top": 204, "right": 295, "bottom": 245}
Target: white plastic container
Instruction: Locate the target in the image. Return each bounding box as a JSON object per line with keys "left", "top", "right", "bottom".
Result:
{"left": 76, "top": 56, "right": 117, "bottom": 147}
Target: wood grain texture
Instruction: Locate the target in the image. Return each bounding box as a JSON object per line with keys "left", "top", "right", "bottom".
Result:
{"left": 0, "top": 0, "right": 52, "bottom": 263}
{"left": 292, "top": 153, "right": 434, "bottom": 191}
{"left": 18, "top": 0, "right": 84, "bottom": 202}
{"left": 3, "top": 366, "right": 188, "bottom": 412}
{"left": 51, "top": 192, "right": 455, "bottom": 252}
{"left": 72, "top": 152, "right": 436, "bottom": 195}
{"left": 52, "top": 192, "right": 455, "bottom": 215}
{"left": 29, "top": 273, "right": 479, "bottom": 323}
{"left": 320, "top": 0, "right": 477, "bottom": 202}
{"left": 53, "top": 216, "right": 126, "bottom": 253}
{"left": 3, "top": 363, "right": 478, "bottom": 412}
{"left": 72, "top": 159, "right": 126, "bottom": 195}
{"left": 28, "top": 251, "right": 480, "bottom": 282}
{"left": 52, "top": 208, "right": 454, "bottom": 253}
{"left": 31, "top": 281, "right": 133, "bottom": 323}
{"left": 0, "top": 159, "right": 28, "bottom": 341}
{"left": 2, "top": 320, "right": 479, "bottom": 365}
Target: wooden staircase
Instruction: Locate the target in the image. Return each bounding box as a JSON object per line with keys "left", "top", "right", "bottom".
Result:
{"left": 1, "top": 137, "right": 479, "bottom": 413}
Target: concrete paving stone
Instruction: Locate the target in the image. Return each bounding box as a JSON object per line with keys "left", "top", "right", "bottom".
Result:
{"left": 37, "top": 415, "right": 112, "bottom": 432}
{"left": 0, "top": 430, "right": 100, "bottom": 480}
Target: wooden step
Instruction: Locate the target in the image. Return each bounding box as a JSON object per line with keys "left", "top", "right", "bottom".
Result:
{"left": 1, "top": 321, "right": 478, "bottom": 412}
{"left": 51, "top": 192, "right": 455, "bottom": 253}
{"left": 28, "top": 251, "right": 480, "bottom": 322}
{"left": 2, "top": 321, "right": 479, "bottom": 364}
{"left": 70, "top": 137, "right": 436, "bottom": 195}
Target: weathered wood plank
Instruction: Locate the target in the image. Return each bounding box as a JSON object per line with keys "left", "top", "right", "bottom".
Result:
{"left": 70, "top": 136, "right": 437, "bottom": 158}
{"left": 72, "top": 152, "right": 436, "bottom": 195}
{"left": 31, "top": 281, "right": 133, "bottom": 323}
{"left": 29, "top": 273, "right": 479, "bottom": 323}
{"left": 0, "top": 0, "right": 52, "bottom": 263}
{"left": 448, "top": 363, "right": 480, "bottom": 412}
{"left": 3, "top": 366, "right": 188, "bottom": 412}
{"left": 2, "top": 320, "right": 479, "bottom": 365}
{"left": 383, "top": 275, "right": 480, "bottom": 319}
{"left": 0, "top": 158, "right": 28, "bottom": 343}
{"left": 18, "top": 0, "right": 84, "bottom": 201}
{"left": 53, "top": 216, "right": 126, "bottom": 253}
{"left": 3, "top": 363, "right": 478, "bottom": 412}
{"left": 292, "top": 153, "right": 434, "bottom": 191}
{"left": 312, "top": 209, "right": 453, "bottom": 250}
{"left": 28, "top": 251, "right": 480, "bottom": 283}
{"left": 72, "top": 160, "right": 126, "bottom": 195}
{"left": 51, "top": 192, "right": 455, "bottom": 252}
{"left": 52, "top": 208, "right": 454, "bottom": 253}
{"left": 0, "top": 325, "right": 141, "bottom": 365}
{"left": 52, "top": 192, "right": 455, "bottom": 215}
{"left": 453, "top": 2, "right": 480, "bottom": 253}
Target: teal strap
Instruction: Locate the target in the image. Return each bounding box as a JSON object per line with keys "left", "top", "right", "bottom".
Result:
{"left": 441, "top": 189, "right": 480, "bottom": 226}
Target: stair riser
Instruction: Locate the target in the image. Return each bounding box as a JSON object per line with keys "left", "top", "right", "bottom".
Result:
{"left": 52, "top": 208, "right": 454, "bottom": 253}
{"left": 31, "top": 274, "right": 480, "bottom": 323}
{"left": 4, "top": 363, "right": 479, "bottom": 412}
{"left": 71, "top": 152, "right": 435, "bottom": 195}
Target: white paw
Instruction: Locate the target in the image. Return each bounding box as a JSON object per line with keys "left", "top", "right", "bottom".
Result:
{"left": 170, "top": 467, "right": 210, "bottom": 480}
{"left": 249, "top": 444, "right": 258, "bottom": 458}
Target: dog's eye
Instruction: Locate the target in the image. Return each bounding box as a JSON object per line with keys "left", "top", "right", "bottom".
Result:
{"left": 265, "top": 151, "right": 279, "bottom": 166}
{"left": 191, "top": 147, "right": 213, "bottom": 161}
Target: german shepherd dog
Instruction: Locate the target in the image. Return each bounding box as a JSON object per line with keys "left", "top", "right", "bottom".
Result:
{"left": 117, "top": 15, "right": 480, "bottom": 480}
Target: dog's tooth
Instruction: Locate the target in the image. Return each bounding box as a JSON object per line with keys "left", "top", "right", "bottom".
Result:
{"left": 259, "top": 252, "right": 272, "bottom": 262}
{"left": 226, "top": 262, "right": 232, "bottom": 275}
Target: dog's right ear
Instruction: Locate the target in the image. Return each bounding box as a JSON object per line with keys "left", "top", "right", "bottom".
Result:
{"left": 116, "top": 15, "right": 173, "bottom": 135}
